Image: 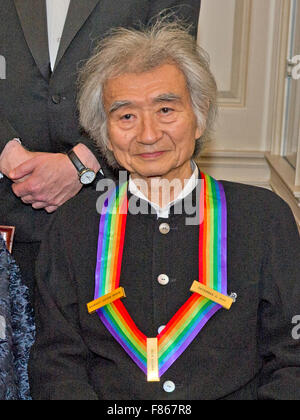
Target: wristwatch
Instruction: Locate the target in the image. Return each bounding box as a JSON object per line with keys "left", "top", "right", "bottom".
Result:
{"left": 67, "top": 149, "right": 96, "bottom": 185}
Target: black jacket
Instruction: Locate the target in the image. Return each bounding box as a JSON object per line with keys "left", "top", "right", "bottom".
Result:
{"left": 0, "top": 0, "right": 201, "bottom": 243}
{"left": 29, "top": 178, "right": 300, "bottom": 400}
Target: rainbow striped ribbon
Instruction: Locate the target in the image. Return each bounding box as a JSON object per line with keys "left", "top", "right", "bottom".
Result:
{"left": 94, "top": 172, "right": 227, "bottom": 379}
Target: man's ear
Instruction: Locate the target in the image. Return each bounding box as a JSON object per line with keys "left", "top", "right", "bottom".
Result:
{"left": 106, "top": 139, "right": 113, "bottom": 151}
{"left": 195, "top": 119, "right": 207, "bottom": 140}
{"left": 195, "top": 126, "right": 203, "bottom": 140}
{"left": 195, "top": 100, "right": 210, "bottom": 139}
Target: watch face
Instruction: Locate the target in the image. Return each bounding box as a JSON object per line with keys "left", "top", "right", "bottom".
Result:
{"left": 80, "top": 170, "right": 96, "bottom": 185}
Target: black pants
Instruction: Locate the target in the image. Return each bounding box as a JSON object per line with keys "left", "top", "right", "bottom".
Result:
{"left": 12, "top": 242, "right": 40, "bottom": 306}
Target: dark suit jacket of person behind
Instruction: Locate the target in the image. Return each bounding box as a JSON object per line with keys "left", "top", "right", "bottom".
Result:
{"left": 0, "top": 0, "right": 201, "bottom": 244}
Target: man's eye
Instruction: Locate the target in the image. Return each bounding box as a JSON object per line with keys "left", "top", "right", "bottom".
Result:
{"left": 160, "top": 107, "right": 173, "bottom": 114}
{"left": 121, "top": 114, "right": 133, "bottom": 120}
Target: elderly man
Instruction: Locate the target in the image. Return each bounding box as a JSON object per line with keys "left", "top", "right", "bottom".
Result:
{"left": 0, "top": 0, "right": 201, "bottom": 302}
{"left": 29, "top": 22, "right": 300, "bottom": 400}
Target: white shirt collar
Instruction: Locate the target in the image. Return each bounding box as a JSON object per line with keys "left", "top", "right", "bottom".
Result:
{"left": 46, "top": 0, "right": 71, "bottom": 71}
{"left": 129, "top": 161, "right": 199, "bottom": 219}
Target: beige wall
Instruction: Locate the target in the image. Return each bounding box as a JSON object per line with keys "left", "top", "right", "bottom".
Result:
{"left": 196, "top": 0, "right": 271, "bottom": 187}
{"left": 196, "top": 0, "right": 300, "bottom": 228}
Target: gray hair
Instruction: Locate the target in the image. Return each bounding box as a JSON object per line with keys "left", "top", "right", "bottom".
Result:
{"left": 78, "top": 20, "right": 218, "bottom": 168}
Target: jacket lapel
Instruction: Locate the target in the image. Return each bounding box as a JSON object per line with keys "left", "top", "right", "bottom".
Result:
{"left": 14, "top": 0, "right": 50, "bottom": 81}
{"left": 53, "top": 0, "right": 99, "bottom": 71}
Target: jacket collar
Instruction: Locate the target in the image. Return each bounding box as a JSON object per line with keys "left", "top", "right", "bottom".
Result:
{"left": 54, "top": 0, "right": 99, "bottom": 71}
{"left": 14, "top": 0, "right": 100, "bottom": 77}
{"left": 14, "top": 0, "right": 50, "bottom": 81}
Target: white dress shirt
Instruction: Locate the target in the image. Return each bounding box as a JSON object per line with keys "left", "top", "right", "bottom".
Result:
{"left": 129, "top": 161, "right": 199, "bottom": 219}
{"left": 46, "top": 0, "right": 71, "bottom": 71}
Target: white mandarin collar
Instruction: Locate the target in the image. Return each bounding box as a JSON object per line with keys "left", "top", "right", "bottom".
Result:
{"left": 129, "top": 161, "right": 199, "bottom": 219}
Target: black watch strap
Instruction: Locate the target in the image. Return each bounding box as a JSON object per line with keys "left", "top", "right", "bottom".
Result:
{"left": 67, "top": 150, "right": 86, "bottom": 173}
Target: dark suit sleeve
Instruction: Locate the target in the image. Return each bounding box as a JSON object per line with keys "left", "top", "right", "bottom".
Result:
{"left": 75, "top": 132, "right": 98, "bottom": 155}
{"left": 28, "top": 215, "right": 98, "bottom": 400}
{"left": 75, "top": 132, "right": 103, "bottom": 166}
{"left": 258, "top": 199, "right": 300, "bottom": 400}
{"left": 0, "top": 111, "right": 19, "bottom": 154}
{"left": 74, "top": 132, "right": 118, "bottom": 180}
{"left": 146, "top": 0, "right": 201, "bottom": 38}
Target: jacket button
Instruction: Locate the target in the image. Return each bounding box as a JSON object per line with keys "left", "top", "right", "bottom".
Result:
{"left": 163, "top": 381, "right": 176, "bottom": 393}
{"left": 158, "top": 325, "right": 166, "bottom": 334}
{"left": 51, "top": 94, "right": 61, "bottom": 104}
{"left": 159, "top": 223, "right": 170, "bottom": 235}
{"left": 157, "top": 274, "right": 169, "bottom": 286}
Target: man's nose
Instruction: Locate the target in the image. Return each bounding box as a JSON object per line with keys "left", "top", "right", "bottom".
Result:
{"left": 138, "top": 114, "right": 162, "bottom": 144}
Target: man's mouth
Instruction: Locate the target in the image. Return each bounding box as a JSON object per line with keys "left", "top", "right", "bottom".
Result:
{"left": 137, "top": 151, "right": 166, "bottom": 159}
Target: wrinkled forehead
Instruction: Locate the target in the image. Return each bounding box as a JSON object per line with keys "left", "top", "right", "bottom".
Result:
{"left": 103, "top": 63, "right": 191, "bottom": 110}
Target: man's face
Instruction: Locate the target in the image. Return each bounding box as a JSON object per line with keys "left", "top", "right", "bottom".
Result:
{"left": 103, "top": 63, "right": 202, "bottom": 181}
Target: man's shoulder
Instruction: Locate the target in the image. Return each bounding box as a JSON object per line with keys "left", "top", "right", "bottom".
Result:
{"left": 221, "top": 180, "right": 293, "bottom": 220}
